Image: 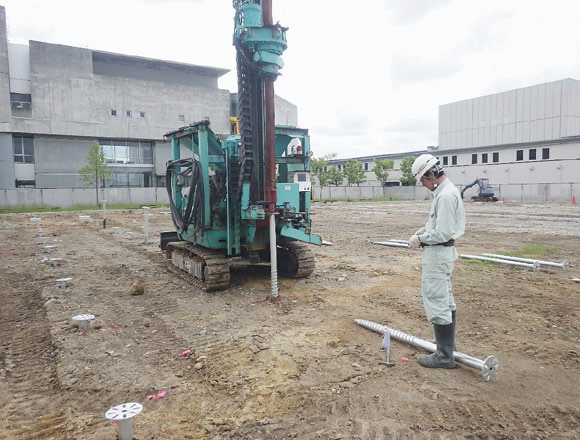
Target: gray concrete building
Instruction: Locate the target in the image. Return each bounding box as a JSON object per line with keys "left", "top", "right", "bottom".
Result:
{"left": 328, "top": 78, "right": 580, "bottom": 200}
{"left": 0, "top": 5, "right": 298, "bottom": 191}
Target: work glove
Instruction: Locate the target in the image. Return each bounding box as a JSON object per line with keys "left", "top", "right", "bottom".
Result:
{"left": 408, "top": 234, "right": 421, "bottom": 249}
{"left": 415, "top": 227, "right": 426, "bottom": 236}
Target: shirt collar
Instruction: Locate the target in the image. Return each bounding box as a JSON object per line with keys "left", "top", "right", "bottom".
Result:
{"left": 433, "top": 177, "right": 450, "bottom": 196}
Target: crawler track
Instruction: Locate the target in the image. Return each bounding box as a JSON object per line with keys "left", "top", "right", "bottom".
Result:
{"left": 166, "top": 241, "right": 231, "bottom": 291}
{"left": 278, "top": 241, "right": 316, "bottom": 278}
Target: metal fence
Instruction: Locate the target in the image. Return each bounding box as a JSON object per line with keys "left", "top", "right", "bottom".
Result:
{"left": 312, "top": 182, "right": 579, "bottom": 203}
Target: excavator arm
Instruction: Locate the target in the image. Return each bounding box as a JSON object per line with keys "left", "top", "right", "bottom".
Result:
{"left": 461, "top": 178, "right": 482, "bottom": 199}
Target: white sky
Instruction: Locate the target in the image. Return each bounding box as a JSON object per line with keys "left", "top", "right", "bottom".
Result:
{"left": 3, "top": 0, "right": 580, "bottom": 159}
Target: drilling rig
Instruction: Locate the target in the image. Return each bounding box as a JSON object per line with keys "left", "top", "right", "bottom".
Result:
{"left": 161, "top": 0, "right": 321, "bottom": 292}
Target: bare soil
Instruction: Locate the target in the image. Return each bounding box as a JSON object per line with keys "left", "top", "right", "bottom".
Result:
{"left": 0, "top": 201, "right": 579, "bottom": 439}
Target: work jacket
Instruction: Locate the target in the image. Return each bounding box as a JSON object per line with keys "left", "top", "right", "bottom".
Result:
{"left": 418, "top": 178, "right": 465, "bottom": 263}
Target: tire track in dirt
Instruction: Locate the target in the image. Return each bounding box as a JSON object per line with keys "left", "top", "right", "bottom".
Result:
{"left": 344, "top": 393, "right": 580, "bottom": 439}
{"left": 0, "top": 234, "right": 68, "bottom": 439}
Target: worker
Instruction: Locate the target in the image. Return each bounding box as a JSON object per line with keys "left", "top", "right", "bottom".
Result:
{"left": 407, "top": 153, "right": 465, "bottom": 369}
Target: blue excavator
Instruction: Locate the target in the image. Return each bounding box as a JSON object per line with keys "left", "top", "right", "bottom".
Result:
{"left": 160, "top": 0, "right": 321, "bottom": 291}
{"left": 461, "top": 178, "right": 499, "bottom": 202}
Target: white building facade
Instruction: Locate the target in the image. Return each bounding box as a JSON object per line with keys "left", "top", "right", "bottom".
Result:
{"left": 326, "top": 79, "right": 580, "bottom": 201}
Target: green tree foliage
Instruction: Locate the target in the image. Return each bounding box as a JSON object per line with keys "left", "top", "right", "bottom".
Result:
{"left": 326, "top": 166, "right": 344, "bottom": 186}
{"left": 373, "top": 159, "right": 394, "bottom": 186}
{"left": 343, "top": 159, "right": 366, "bottom": 186}
{"left": 399, "top": 156, "right": 417, "bottom": 185}
{"left": 78, "top": 141, "right": 111, "bottom": 206}
{"left": 311, "top": 153, "right": 336, "bottom": 187}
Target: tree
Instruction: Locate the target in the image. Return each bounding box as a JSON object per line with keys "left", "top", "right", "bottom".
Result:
{"left": 312, "top": 154, "right": 336, "bottom": 184}
{"left": 399, "top": 156, "right": 417, "bottom": 185}
{"left": 373, "top": 159, "right": 394, "bottom": 186}
{"left": 343, "top": 159, "right": 366, "bottom": 186}
{"left": 311, "top": 153, "right": 336, "bottom": 187}
{"left": 78, "top": 141, "right": 111, "bottom": 206}
{"left": 326, "top": 166, "right": 344, "bottom": 186}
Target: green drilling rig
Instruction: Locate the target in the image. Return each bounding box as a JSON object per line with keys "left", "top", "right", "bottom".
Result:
{"left": 161, "top": 0, "right": 321, "bottom": 292}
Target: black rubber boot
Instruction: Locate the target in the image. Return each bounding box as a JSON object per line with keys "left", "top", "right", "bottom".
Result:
{"left": 430, "top": 311, "right": 456, "bottom": 350}
{"left": 418, "top": 323, "right": 456, "bottom": 369}
{"left": 451, "top": 310, "right": 456, "bottom": 351}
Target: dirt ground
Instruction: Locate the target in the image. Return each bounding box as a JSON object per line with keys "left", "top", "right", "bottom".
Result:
{"left": 0, "top": 200, "right": 579, "bottom": 439}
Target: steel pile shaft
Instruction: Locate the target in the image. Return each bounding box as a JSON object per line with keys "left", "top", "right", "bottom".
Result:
{"left": 460, "top": 254, "right": 539, "bottom": 271}
{"left": 373, "top": 241, "right": 409, "bottom": 248}
{"left": 481, "top": 253, "right": 569, "bottom": 269}
{"left": 355, "top": 319, "right": 499, "bottom": 382}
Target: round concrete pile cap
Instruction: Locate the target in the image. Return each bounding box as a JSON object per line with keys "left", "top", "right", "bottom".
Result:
{"left": 105, "top": 402, "right": 143, "bottom": 420}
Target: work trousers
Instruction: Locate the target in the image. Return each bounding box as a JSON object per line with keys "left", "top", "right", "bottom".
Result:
{"left": 421, "top": 246, "right": 456, "bottom": 325}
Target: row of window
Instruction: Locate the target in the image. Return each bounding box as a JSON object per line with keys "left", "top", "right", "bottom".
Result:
{"left": 99, "top": 139, "right": 153, "bottom": 165}
{"left": 109, "top": 171, "right": 153, "bottom": 188}
{"left": 329, "top": 147, "right": 553, "bottom": 171}
{"left": 450, "top": 148, "right": 549, "bottom": 165}
{"left": 110, "top": 109, "right": 187, "bottom": 122}
{"left": 111, "top": 109, "right": 146, "bottom": 118}
{"left": 468, "top": 152, "right": 499, "bottom": 165}
{"left": 12, "top": 136, "right": 155, "bottom": 166}
{"left": 516, "top": 148, "right": 550, "bottom": 161}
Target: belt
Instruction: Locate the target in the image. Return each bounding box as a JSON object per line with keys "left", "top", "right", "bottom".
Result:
{"left": 421, "top": 239, "right": 455, "bottom": 248}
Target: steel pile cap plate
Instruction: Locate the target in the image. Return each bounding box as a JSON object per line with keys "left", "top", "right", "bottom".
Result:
{"left": 482, "top": 356, "right": 499, "bottom": 382}
{"left": 105, "top": 402, "right": 143, "bottom": 420}
{"left": 72, "top": 314, "right": 94, "bottom": 321}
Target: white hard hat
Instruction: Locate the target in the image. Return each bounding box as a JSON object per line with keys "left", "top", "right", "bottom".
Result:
{"left": 411, "top": 154, "right": 440, "bottom": 180}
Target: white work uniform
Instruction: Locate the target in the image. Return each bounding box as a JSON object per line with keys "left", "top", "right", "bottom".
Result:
{"left": 417, "top": 178, "right": 465, "bottom": 325}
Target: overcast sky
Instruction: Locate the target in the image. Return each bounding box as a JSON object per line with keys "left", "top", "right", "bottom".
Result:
{"left": 3, "top": 0, "right": 580, "bottom": 159}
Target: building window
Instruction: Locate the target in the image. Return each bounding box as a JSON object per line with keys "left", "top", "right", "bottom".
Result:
{"left": 125, "top": 110, "right": 132, "bottom": 117}
{"left": 493, "top": 152, "right": 499, "bottom": 163}
{"left": 110, "top": 171, "right": 153, "bottom": 188}
{"left": 529, "top": 149, "right": 536, "bottom": 160}
{"left": 482, "top": 153, "right": 488, "bottom": 163}
{"left": 111, "top": 109, "right": 117, "bottom": 116}
{"left": 516, "top": 150, "right": 523, "bottom": 161}
{"left": 452, "top": 155, "right": 457, "bottom": 165}
{"left": 178, "top": 114, "right": 185, "bottom": 122}
{"left": 139, "top": 111, "right": 145, "bottom": 118}
{"left": 99, "top": 139, "right": 153, "bottom": 164}
{"left": 472, "top": 154, "right": 477, "bottom": 164}
{"left": 442, "top": 156, "right": 448, "bottom": 165}
{"left": 10, "top": 92, "right": 32, "bottom": 110}
{"left": 13, "top": 136, "right": 34, "bottom": 163}
{"left": 542, "top": 148, "right": 550, "bottom": 159}
{"left": 364, "top": 162, "right": 368, "bottom": 171}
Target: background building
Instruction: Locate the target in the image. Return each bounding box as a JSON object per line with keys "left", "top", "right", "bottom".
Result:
{"left": 326, "top": 78, "right": 580, "bottom": 201}
{"left": 0, "top": 5, "right": 297, "bottom": 192}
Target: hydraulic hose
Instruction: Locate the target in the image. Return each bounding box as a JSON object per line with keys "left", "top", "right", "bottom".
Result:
{"left": 166, "top": 158, "right": 205, "bottom": 237}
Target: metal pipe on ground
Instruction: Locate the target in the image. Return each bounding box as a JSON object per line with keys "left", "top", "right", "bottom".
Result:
{"left": 355, "top": 319, "right": 499, "bottom": 382}
{"left": 460, "top": 254, "right": 540, "bottom": 271}
{"left": 373, "top": 241, "right": 409, "bottom": 248}
{"left": 481, "top": 253, "right": 569, "bottom": 269}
